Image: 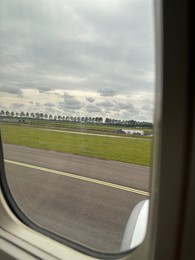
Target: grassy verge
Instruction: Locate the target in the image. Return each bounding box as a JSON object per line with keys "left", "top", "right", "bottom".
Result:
{"left": 0, "top": 120, "right": 153, "bottom": 136}
{"left": 1, "top": 125, "right": 152, "bottom": 166}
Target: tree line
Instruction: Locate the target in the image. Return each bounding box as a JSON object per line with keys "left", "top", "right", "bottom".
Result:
{"left": 0, "top": 110, "right": 153, "bottom": 128}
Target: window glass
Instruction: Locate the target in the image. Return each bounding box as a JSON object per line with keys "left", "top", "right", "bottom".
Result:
{"left": 0, "top": 0, "right": 154, "bottom": 253}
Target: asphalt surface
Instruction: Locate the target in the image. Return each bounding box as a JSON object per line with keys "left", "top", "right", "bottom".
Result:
{"left": 3, "top": 144, "right": 150, "bottom": 253}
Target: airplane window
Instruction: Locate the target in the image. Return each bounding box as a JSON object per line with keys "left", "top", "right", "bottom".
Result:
{"left": 0, "top": 0, "right": 154, "bottom": 254}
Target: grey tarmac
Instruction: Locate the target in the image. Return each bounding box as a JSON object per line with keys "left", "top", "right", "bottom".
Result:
{"left": 3, "top": 144, "right": 150, "bottom": 252}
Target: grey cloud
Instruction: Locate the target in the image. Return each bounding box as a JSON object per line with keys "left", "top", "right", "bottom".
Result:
{"left": 58, "top": 101, "right": 83, "bottom": 110}
{"left": 54, "top": 92, "right": 63, "bottom": 98}
{"left": 0, "top": 0, "right": 154, "bottom": 121}
{"left": 58, "top": 92, "right": 83, "bottom": 110}
{"left": 86, "top": 104, "right": 102, "bottom": 113}
{"left": 118, "top": 102, "right": 135, "bottom": 110}
{"left": 137, "top": 110, "right": 154, "bottom": 122}
{"left": 86, "top": 97, "right": 95, "bottom": 103}
{"left": 98, "top": 88, "right": 117, "bottom": 97}
{"left": 35, "top": 102, "right": 41, "bottom": 107}
{"left": 44, "top": 103, "right": 55, "bottom": 107}
{"left": 142, "top": 105, "right": 153, "bottom": 112}
{"left": 110, "top": 107, "right": 120, "bottom": 112}
{"left": 38, "top": 87, "right": 51, "bottom": 93}
{"left": 10, "top": 103, "right": 24, "bottom": 109}
{"left": 0, "top": 85, "right": 23, "bottom": 95}
{"left": 0, "top": 0, "right": 154, "bottom": 93}
{"left": 142, "top": 101, "right": 154, "bottom": 112}
{"left": 97, "top": 101, "right": 115, "bottom": 108}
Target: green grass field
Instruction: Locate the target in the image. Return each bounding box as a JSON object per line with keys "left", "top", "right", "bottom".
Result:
{"left": 0, "top": 125, "right": 152, "bottom": 166}
{"left": 1, "top": 119, "right": 153, "bottom": 136}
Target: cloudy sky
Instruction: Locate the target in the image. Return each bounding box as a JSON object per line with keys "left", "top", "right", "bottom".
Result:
{"left": 0, "top": 0, "right": 155, "bottom": 121}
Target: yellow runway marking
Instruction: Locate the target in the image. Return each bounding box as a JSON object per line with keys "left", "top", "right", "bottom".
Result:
{"left": 5, "top": 159, "right": 149, "bottom": 197}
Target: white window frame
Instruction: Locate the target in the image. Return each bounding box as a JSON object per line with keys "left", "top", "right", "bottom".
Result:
{"left": 1, "top": 0, "right": 194, "bottom": 259}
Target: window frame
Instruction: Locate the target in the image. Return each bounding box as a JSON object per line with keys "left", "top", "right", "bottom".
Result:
{"left": 1, "top": 0, "right": 194, "bottom": 259}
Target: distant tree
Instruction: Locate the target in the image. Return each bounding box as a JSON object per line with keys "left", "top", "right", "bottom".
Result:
{"left": 44, "top": 114, "right": 48, "bottom": 119}
{"left": 54, "top": 115, "right": 57, "bottom": 120}
{"left": 58, "top": 115, "right": 62, "bottom": 120}
{"left": 39, "top": 113, "right": 44, "bottom": 119}
{"left": 20, "top": 111, "right": 25, "bottom": 118}
{"left": 26, "top": 112, "right": 29, "bottom": 118}
{"left": 49, "top": 114, "right": 53, "bottom": 120}
{"left": 11, "top": 111, "right": 15, "bottom": 117}
{"left": 0, "top": 110, "right": 5, "bottom": 116}
{"left": 105, "top": 118, "right": 111, "bottom": 124}
{"left": 99, "top": 117, "right": 103, "bottom": 123}
{"left": 95, "top": 117, "right": 103, "bottom": 123}
{"left": 16, "top": 112, "right": 19, "bottom": 117}
{"left": 31, "top": 112, "right": 35, "bottom": 119}
{"left": 35, "top": 112, "right": 40, "bottom": 119}
{"left": 6, "top": 111, "right": 10, "bottom": 117}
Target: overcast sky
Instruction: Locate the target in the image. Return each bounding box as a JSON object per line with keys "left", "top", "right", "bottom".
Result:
{"left": 0, "top": 0, "right": 155, "bottom": 121}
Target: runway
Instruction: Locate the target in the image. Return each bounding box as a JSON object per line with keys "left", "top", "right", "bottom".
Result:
{"left": 3, "top": 144, "right": 150, "bottom": 252}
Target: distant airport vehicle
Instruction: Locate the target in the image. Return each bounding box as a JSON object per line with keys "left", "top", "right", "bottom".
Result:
{"left": 117, "top": 129, "right": 144, "bottom": 136}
